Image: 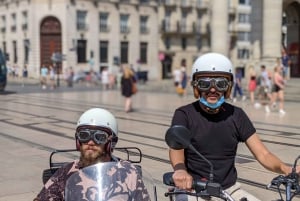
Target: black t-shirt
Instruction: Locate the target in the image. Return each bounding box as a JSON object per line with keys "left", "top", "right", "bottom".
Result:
{"left": 171, "top": 101, "right": 256, "bottom": 189}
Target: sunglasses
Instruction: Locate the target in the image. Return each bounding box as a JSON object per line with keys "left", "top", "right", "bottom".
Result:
{"left": 76, "top": 129, "right": 109, "bottom": 145}
{"left": 195, "top": 77, "right": 230, "bottom": 92}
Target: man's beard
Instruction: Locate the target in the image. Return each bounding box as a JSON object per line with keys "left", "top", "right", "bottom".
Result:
{"left": 80, "top": 149, "right": 110, "bottom": 167}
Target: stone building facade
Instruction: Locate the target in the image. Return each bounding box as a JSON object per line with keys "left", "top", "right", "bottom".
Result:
{"left": 0, "top": 0, "right": 299, "bottom": 80}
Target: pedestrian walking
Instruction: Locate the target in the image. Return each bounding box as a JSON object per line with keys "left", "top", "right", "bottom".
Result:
{"left": 257, "top": 65, "right": 272, "bottom": 113}
{"left": 22, "top": 64, "right": 28, "bottom": 87}
{"left": 121, "top": 65, "right": 136, "bottom": 113}
{"left": 101, "top": 67, "right": 110, "bottom": 90}
{"left": 271, "top": 65, "right": 286, "bottom": 115}
{"left": 232, "top": 68, "right": 246, "bottom": 102}
{"left": 247, "top": 65, "right": 257, "bottom": 106}
{"left": 281, "top": 48, "right": 290, "bottom": 80}
{"left": 180, "top": 59, "right": 188, "bottom": 96}
{"left": 49, "top": 65, "right": 56, "bottom": 90}
{"left": 40, "top": 64, "right": 48, "bottom": 90}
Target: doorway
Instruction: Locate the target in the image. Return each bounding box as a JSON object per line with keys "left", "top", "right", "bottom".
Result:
{"left": 40, "top": 16, "right": 62, "bottom": 72}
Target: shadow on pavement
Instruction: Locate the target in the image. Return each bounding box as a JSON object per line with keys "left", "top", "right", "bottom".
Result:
{"left": 0, "top": 90, "right": 17, "bottom": 95}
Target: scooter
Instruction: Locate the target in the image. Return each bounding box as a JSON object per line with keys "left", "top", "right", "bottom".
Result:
{"left": 163, "top": 125, "right": 300, "bottom": 201}
{"left": 41, "top": 147, "right": 158, "bottom": 201}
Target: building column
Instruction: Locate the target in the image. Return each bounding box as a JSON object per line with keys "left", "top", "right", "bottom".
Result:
{"left": 262, "top": 0, "right": 282, "bottom": 61}
{"left": 211, "top": 0, "right": 229, "bottom": 56}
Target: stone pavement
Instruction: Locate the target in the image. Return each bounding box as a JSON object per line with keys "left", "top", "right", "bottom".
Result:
{"left": 5, "top": 76, "right": 300, "bottom": 102}
{"left": 1, "top": 77, "right": 300, "bottom": 201}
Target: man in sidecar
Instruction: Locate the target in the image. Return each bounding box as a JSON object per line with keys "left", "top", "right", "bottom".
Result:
{"left": 33, "top": 108, "right": 150, "bottom": 201}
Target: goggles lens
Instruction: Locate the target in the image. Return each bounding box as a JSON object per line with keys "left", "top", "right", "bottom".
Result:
{"left": 77, "top": 130, "right": 109, "bottom": 145}
{"left": 196, "top": 77, "right": 229, "bottom": 91}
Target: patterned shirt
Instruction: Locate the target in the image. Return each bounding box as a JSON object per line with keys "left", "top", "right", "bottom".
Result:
{"left": 34, "top": 160, "right": 151, "bottom": 201}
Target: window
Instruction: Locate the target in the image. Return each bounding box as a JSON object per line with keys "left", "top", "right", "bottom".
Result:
{"left": 238, "top": 14, "right": 250, "bottom": 23}
{"left": 22, "top": 11, "right": 28, "bottom": 31}
{"left": 238, "top": 32, "right": 250, "bottom": 41}
{"left": 140, "top": 15, "right": 148, "bottom": 34}
{"left": 77, "top": 39, "right": 87, "bottom": 63}
{"left": 24, "top": 39, "right": 29, "bottom": 64}
{"left": 77, "top": 10, "right": 87, "bottom": 30}
{"left": 100, "top": 41, "right": 108, "bottom": 63}
{"left": 238, "top": 48, "right": 249, "bottom": 59}
{"left": 11, "top": 13, "right": 16, "bottom": 32}
{"left": 2, "top": 41, "right": 6, "bottom": 54}
{"left": 120, "top": 14, "right": 129, "bottom": 33}
{"left": 180, "top": 11, "right": 188, "bottom": 32}
{"left": 239, "top": 0, "right": 251, "bottom": 5}
{"left": 120, "top": 41, "right": 128, "bottom": 64}
{"left": 181, "top": 37, "right": 187, "bottom": 50}
{"left": 13, "top": 40, "right": 17, "bottom": 63}
{"left": 140, "top": 42, "right": 147, "bottom": 63}
{"left": 139, "top": 0, "right": 149, "bottom": 3}
{"left": 1, "top": 15, "right": 6, "bottom": 33}
{"left": 99, "top": 12, "right": 109, "bottom": 32}
{"left": 165, "top": 37, "right": 170, "bottom": 50}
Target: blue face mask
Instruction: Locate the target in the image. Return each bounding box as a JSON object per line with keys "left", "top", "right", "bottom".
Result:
{"left": 199, "top": 96, "right": 225, "bottom": 109}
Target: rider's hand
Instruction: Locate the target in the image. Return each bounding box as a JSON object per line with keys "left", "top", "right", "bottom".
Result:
{"left": 172, "top": 169, "right": 193, "bottom": 190}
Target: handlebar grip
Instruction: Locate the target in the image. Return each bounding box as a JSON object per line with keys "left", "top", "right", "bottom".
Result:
{"left": 163, "top": 172, "right": 208, "bottom": 191}
{"left": 163, "top": 172, "right": 175, "bottom": 186}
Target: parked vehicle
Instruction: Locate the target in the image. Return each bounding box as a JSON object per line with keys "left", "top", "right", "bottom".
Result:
{"left": 0, "top": 49, "right": 7, "bottom": 91}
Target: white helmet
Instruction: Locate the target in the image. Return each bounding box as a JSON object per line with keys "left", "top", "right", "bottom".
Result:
{"left": 191, "top": 53, "right": 234, "bottom": 99}
{"left": 191, "top": 52, "right": 233, "bottom": 81}
{"left": 77, "top": 108, "right": 118, "bottom": 136}
{"left": 76, "top": 108, "right": 118, "bottom": 151}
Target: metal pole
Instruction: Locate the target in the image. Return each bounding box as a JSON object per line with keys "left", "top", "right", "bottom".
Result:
{"left": 56, "top": 62, "right": 60, "bottom": 87}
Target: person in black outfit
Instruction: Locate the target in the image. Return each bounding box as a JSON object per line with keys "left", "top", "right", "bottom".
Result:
{"left": 121, "top": 65, "right": 136, "bottom": 112}
{"left": 169, "top": 53, "right": 300, "bottom": 201}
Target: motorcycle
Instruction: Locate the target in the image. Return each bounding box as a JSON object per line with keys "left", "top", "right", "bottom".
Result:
{"left": 42, "top": 147, "right": 158, "bottom": 201}
{"left": 163, "top": 125, "right": 300, "bottom": 201}
{"left": 267, "top": 155, "right": 300, "bottom": 201}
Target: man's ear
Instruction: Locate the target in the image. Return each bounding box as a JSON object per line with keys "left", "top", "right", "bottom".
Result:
{"left": 193, "top": 87, "right": 200, "bottom": 99}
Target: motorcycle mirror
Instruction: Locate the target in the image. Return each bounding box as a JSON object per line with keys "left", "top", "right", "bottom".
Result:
{"left": 165, "top": 125, "right": 193, "bottom": 150}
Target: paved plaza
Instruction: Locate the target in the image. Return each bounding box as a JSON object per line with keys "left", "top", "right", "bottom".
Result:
{"left": 0, "top": 80, "right": 299, "bottom": 201}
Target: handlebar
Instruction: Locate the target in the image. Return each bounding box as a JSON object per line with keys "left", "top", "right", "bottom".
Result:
{"left": 267, "top": 155, "right": 300, "bottom": 201}
{"left": 163, "top": 172, "right": 235, "bottom": 201}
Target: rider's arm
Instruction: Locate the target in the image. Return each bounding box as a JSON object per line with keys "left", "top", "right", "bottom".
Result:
{"left": 245, "top": 133, "right": 293, "bottom": 175}
{"left": 33, "top": 162, "right": 77, "bottom": 201}
{"left": 169, "top": 148, "right": 193, "bottom": 190}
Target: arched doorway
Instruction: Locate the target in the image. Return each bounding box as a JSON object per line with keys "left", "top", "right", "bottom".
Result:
{"left": 284, "top": 2, "right": 300, "bottom": 77}
{"left": 40, "top": 16, "right": 62, "bottom": 72}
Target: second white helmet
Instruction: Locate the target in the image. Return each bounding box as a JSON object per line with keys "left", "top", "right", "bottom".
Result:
{"left": 77, "top": 108, "right": 118, "bottom": 137}
{"left": 191, "top": 52, "right": 233, "bottom": 81}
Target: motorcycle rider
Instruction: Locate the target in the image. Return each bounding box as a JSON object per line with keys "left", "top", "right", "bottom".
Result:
{"left": 34, "top": 108, "right": 150, "bottom": 201}
{"left": 169, "top": 53, "right": 300, "bottom": 201}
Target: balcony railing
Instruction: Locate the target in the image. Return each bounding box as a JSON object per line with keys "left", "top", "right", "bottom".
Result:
{"left": 22, "top": 23, "right": 28, "bottom": 31}
{"left": 100, "top": 24, "right": 110, "bottom": 33}
{"left": 140, "top": 27, "right": 149, "bottom": 34}
{"left": 77, "top": 23, "right": 88, "bottom": 31}
{"left": 120, "top": 26, "right": 130, "bottom": 34}
{"left": 11, "top": 25, "right": 16, "bottom": 32}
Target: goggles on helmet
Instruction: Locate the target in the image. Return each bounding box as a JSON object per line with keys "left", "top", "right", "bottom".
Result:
{"left": 195, "top": 77, "right": 229, "bottom": 92}
{"left": 76, "top": 129, "right": 109, "bottom": 145}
